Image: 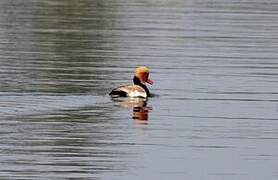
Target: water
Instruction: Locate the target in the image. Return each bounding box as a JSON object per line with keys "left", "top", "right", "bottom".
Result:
{"left": 1, "top": 0, "right": 278, "bottom": 179}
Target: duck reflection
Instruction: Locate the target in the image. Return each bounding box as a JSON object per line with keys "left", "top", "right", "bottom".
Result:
{"left": 112, "top": 97, "right": 152, "bottom": 123}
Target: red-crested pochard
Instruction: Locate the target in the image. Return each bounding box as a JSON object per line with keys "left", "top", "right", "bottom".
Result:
{"left": 109, "top": 66, "right": 154, "bottom": 98}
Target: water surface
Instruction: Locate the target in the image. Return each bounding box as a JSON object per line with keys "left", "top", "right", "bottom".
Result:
{"left": 1, "top": 0, "right": 278, "bottom": 179}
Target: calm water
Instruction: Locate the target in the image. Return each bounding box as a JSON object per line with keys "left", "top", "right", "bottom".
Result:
{"left": 1, "top": 0, "right": 278, "bottom": 179}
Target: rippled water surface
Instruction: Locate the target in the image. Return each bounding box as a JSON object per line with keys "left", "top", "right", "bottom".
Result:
{"left": 1, "top": 0, "right": 278, "bottom": 179}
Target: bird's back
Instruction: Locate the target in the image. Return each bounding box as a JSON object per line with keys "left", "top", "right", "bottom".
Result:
{"left": 109, "top": 85, "right": 147, "bottom": 98}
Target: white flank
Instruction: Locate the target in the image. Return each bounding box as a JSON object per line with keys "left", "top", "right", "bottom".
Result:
{"left": 129, "top": 90, "right": 147, "bottom": 98}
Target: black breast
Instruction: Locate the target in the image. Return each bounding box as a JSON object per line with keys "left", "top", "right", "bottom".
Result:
{"left": 133, "top": 76, "right": 151, "bottom": 97}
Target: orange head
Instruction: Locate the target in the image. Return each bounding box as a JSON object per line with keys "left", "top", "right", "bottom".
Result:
{"left": 134, "top": 66, "right": 154, "bottom": 85}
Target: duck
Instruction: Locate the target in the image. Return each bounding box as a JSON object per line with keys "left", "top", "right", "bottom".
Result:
{"left": 109, "top": 66, "right": 154, "bottom": 98}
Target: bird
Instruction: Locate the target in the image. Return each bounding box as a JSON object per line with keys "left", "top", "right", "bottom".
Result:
{"left": 109, "top": 66, "right": 154, "bottom": 98}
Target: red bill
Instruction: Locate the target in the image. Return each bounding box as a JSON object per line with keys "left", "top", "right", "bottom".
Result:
{"left": 146, "top": 79, "right": 154, "bottom": 85}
